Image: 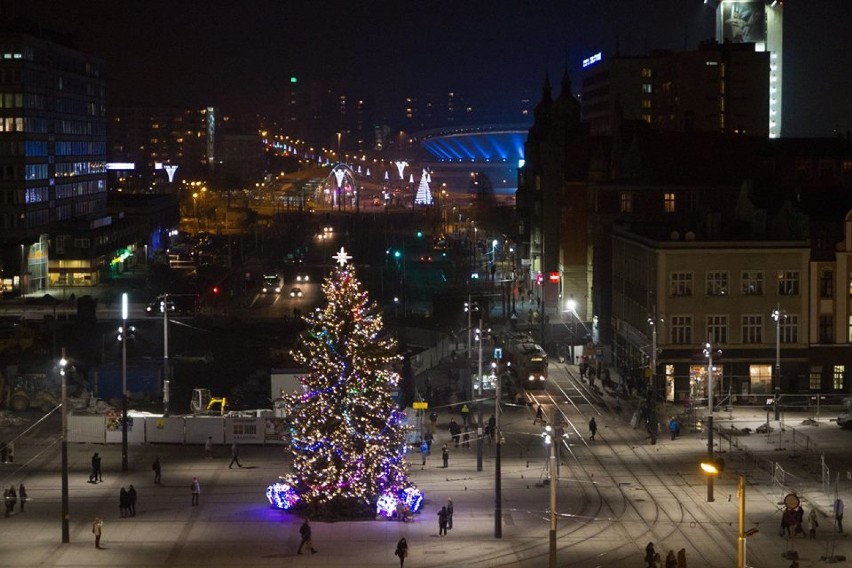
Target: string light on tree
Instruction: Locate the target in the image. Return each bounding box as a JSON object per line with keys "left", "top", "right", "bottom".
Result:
{"left": 266, "top": 249, "right": 422, "bottom": 518}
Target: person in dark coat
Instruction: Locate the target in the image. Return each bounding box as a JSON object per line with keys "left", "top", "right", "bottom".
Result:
{"left": 18, "top": 484, "right": 27, "bottom": 513}
{"left": 394, "top": 537, "right": 408, "bottom": 567}
{"left": 297, "top": 518, "right": 317, "bottom": 554}
{"left": 448, "top": 418, "right": 461, "bottom": 448}
{"left": 119, "top": 487, "right": 129, "bottom": 518}
{"left": 229, "top": 441, "right": 242, "bottom": 469}
{"left": 447, "top": 498, "right": 454, "bottom": 529}
{"left": 90, "top": 452, "right": 102, "bottom": 483}
{"left": 190, "top": 477, "right": 200, "bottom": 506}
{"left": 152, "top": 457, "right": 162, "bottom": 484}
{"left": 128, "top": 485, "right": 137, "bottom": 517}
{"left": 644, "top": 542, "right": 656, "bottom": 567}
{"left": 589, "top": 417, "right": 598, "bottom": 440}
{"left": 441, "top": 444, "right": 449, "bottom": 468}
{"left": 437, "top": 506, "right": 449, "bottom": 536}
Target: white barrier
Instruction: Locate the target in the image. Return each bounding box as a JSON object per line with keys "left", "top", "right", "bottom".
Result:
{"left": 144, "top": 416, "right": 186, "bottom": 443}
{"left": 68, "top": 415, "right": 106, "bottom": 444}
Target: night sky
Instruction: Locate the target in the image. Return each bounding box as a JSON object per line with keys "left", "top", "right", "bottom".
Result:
{"left": 9, "top": 0, "right": 852, "bottom": 138}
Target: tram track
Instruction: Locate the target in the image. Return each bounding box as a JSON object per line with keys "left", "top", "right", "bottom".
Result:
{"left": 515, "top": 363, "right": 737, "bottom": 566}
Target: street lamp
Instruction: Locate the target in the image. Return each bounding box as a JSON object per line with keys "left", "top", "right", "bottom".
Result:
{"left": 59, "top": 350, "right": 69, "bottom": 543}
{"left": 121, "top": 292, "right": 129, "bottom": 472}
{"left": 564, "top": 298, "right": 577, "bottom": 362}
{"left": 494, "top": 358, "right": 502, "bottom": 539}
{"left": 771, "top": 305, "right": 787, "bottom": 421}
{"left": 700, "top": 462, "right": 753, "bottom": 568}
{"left": 543, "top": 424, "right": 557, "bottom": 568}
{"left": 475, "top": 318, "right": 484, "bottom": 473}
{"left": 703, "top": 340, "right": 721, "bottom": 502}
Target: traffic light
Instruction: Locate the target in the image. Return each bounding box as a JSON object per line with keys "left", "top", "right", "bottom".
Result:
{"left": 212, "top": 286, "right": 220, "bottom": 295}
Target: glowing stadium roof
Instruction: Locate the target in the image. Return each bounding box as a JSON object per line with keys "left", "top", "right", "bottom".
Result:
{"left": 418, "top": 124, "right": 529, "bottom": 163}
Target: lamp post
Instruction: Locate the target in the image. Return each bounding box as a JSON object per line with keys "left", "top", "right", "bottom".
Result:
{"left": 121, "top": 292, "right": 128, "bottom": 472}
{"left": 494, "top": 359, "right": 502, "bottom": 539}
{"left": 544, "top": 424, "right": 557, "bottom": 568}
{"left": 476, "top": 316, "right": 484, "bottom": 473}
{"left": 59, "top": 350, "right": 69, "bottom": 543}
{"left": 703, "top": 340, "right": 721, "bottom": 502}
{"left": 162, "top": 293, "right": 170, "bottom": 416}
{"left": 771, "top": 305, "right": 787, "bottom": 421}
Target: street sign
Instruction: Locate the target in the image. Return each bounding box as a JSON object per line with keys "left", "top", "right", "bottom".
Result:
{"left": 412, "top": 402, "right": 428, "bottom": 410}
{"left": 493, "top": 347, "right": 503, "bottom": 360}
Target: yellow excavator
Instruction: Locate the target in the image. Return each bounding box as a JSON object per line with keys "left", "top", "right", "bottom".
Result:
{"left": 190, "top": 388, "right": 227, "bottom": 415}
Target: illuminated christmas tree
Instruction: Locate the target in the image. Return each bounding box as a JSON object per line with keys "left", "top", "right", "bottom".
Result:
{"left": 267, "top": 247, "right": 422, "bottom": 518}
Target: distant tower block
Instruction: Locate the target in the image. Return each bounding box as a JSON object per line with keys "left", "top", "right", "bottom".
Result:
{"left": 716, "top": 0, "right": 783, "bottom": 138}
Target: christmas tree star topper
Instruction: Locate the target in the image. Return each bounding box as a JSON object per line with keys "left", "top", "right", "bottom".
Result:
{"left": 333, "top": 247, "right": 353, "bottom": 267}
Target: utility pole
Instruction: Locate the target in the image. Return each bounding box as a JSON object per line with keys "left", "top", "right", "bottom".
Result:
{"left": 163, "top": 293, "right": 170, "bottom": 416}
{"left": 772, "top": 305, "right": 786, "bottom": 421}
{"left": 547, "top": 426, "right": 557, "bottom": 568}
{"left": 494, "top": 358, "right": 502, "bottom": 538}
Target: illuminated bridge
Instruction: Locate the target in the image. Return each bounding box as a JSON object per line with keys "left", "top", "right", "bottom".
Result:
{"left": 417, "top": 124, "right": 530, "bottom": 196}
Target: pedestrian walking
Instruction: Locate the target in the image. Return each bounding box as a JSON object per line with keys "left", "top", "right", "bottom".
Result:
{"left": 89, "top": 452, "right": 102, "bottom": 483}
{"left": 297, "top": 518, "right": 318, "bottom": 554}
{"left": 447, "top": 498, "right": 454, "bottom": 529}
{"left": 18, "top": 484, "right": 26, "bottom": 513}
{"left": 204, "top": 436, "right": 213, "bottom": 459}
{"left": 487, "top": 414, "right": 496, "bottom": 443}
{"left": 442, "top": 444, "right": 449, "bottom": 468}
{"left": 460, "top": 403, "right": 470, "bottom": 425}
{"left": 437, "top": 506, "right": 449, "bottom": 536}
{"left": 190, "top": 477, "right": 200, "bottom": 506}
{"left": 429, "top": 411, "right": 438, "bottom": 434}
{"left": 119, "top": 487, "right": 129, "bottom": 518}
{"left": 424, "top": 430, "right": 433, "bottom": 454}
{"left": 419, "top": 439, "right": 429, "bottom": 467}
{"left": 4, "top": 486, "right": 14, "bottom": 517}
{"left": 794, "top": 505, "right": 804, "bottom": 536}
{"left": 589, "top": 417, "right": 598, "bottom": 440}
{"left": 462, "top": 427, "right": 470, "bottom": 448}
{"left": 229, "top": 441, "right": 243, "bottom": 468}
{"left": 835, "top": 498, "right": 844, "bottom": 533}
{"left": 669, "top": 417, "right": 679, "bottom": 440}
{"left": 92, "top": 517, "right": 103, "bottom": 549}
{"left": 807, "top": 507, "right": 819, "bottom": 538}
{"left": 449, "top": 418, "right": 461, "bottom": 448}
{"left": 665, "top": 550, "right": 678, "bottom": 568}
{"left": 128, "top": 485, "right": 137, "bottom": 517}
{"left": 394, "top": 537, "right": 408, "bottom": 567}
{"left": 677, "top": 548, "right": 687, "bottom": 568}
{"left": 652, "top": 552, "right": 663, "bottom": 568}
{"left": 0, "top": 440, "right": 6, "bottom": 463}
{"left": 644, "top": 542, "right": 656, "bottom": 567}
{"left": 533, "top": 404, "right": 544, "bottom": 425}
{"left": 152, "top": 457, "right": 162, "bottom": 484}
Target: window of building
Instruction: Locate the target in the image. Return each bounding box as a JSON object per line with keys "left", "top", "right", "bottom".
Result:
{"left": 685, "top": 191, "right": 698, "bottom": 212}
{"left": 819, "top": 314, "right": 833, "bottom": 344}
{"left": 780, "top": 314, "right": 799, "bottom": 344}
{"left": 820, "top": 269, "right": 834, "bottom": 298}
{"left": 777, "top": 271, "right": 799, "bottom": 296}
{"left": 749, "top": 364, "right": 772, "bottom": 395}
{"left": 663, "top": 193, "right": 676, "bottom": 213}
{"left": 642, "top": 83, "right": 653, "bottom": 93}
{"left": 619, "top": 192, "right": 633, "bottom": 213}
{"left": 834, "top": 365, "right": 845, "bottom": 390}
{"left": 641, "top": 68, "right": 652, "bottom": 78}
{"left": 741, "top": 314, "right": 763, "bottom": 344}
{"left": 641, "top": 114, "right": 652, "bottom": 124}
{"left": 741, "top": 271, "right": 763, "bottom": 295}
{"left": 848, "top": 315, "right": 852, "bottom": 343}
{"left": 707, "top": 315, "right": 728, "bottom": 344}
{"left": 706, "top": 271, "right": 728, "bottom": 296}
{"left": 670, "top": 272, "right": 693, "bottom": 296}
{"left": 670, "top": 316, "right": 692, "bottom": 345}
{"left": 809, "top": 366, "right": 822, "bottom": 390}
{"left": 642, "top": 99, "right": 652, "bottom": 109}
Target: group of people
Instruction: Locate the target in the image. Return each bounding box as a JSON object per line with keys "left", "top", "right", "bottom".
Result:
{"left": 780, "top": 503, "right": 822, "bottom": 538}
{"left": 118, "top": 485, "right": 137, "bottom": 517}
{"left": 645, "top": 542, "right": 686, "bottom": 568}
{"left": 4, "top": 484, "right": 26, "bottom": 517}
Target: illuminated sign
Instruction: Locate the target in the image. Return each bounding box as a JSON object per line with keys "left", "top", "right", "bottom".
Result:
{"left": 106, "top": 162, "right": 135, "bottom": 170}
{"left": 582, "top": 52, "right": 602, "bottom": 68}
{"left": 549, "top": 272, "right": 560, "bottom": 283}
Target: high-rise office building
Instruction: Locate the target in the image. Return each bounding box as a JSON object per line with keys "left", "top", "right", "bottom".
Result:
{"left": 715, "top": 0, "right": 783, "bottom": 138}
{"left": 0, "top": 22, "right": 107, "bottom": 292}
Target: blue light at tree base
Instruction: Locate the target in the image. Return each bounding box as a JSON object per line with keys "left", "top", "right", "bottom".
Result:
{"left": 266, "top": 480, "right": 423, "bottom": 519}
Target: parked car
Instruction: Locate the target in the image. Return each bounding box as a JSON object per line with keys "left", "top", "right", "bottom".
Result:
{"left": 837, "top": 413, "right": 852, "bottom": 429}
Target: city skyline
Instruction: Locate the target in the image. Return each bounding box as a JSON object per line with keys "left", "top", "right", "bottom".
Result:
{"left": 7, "top": 1, "right": 852, "bottom": 139}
